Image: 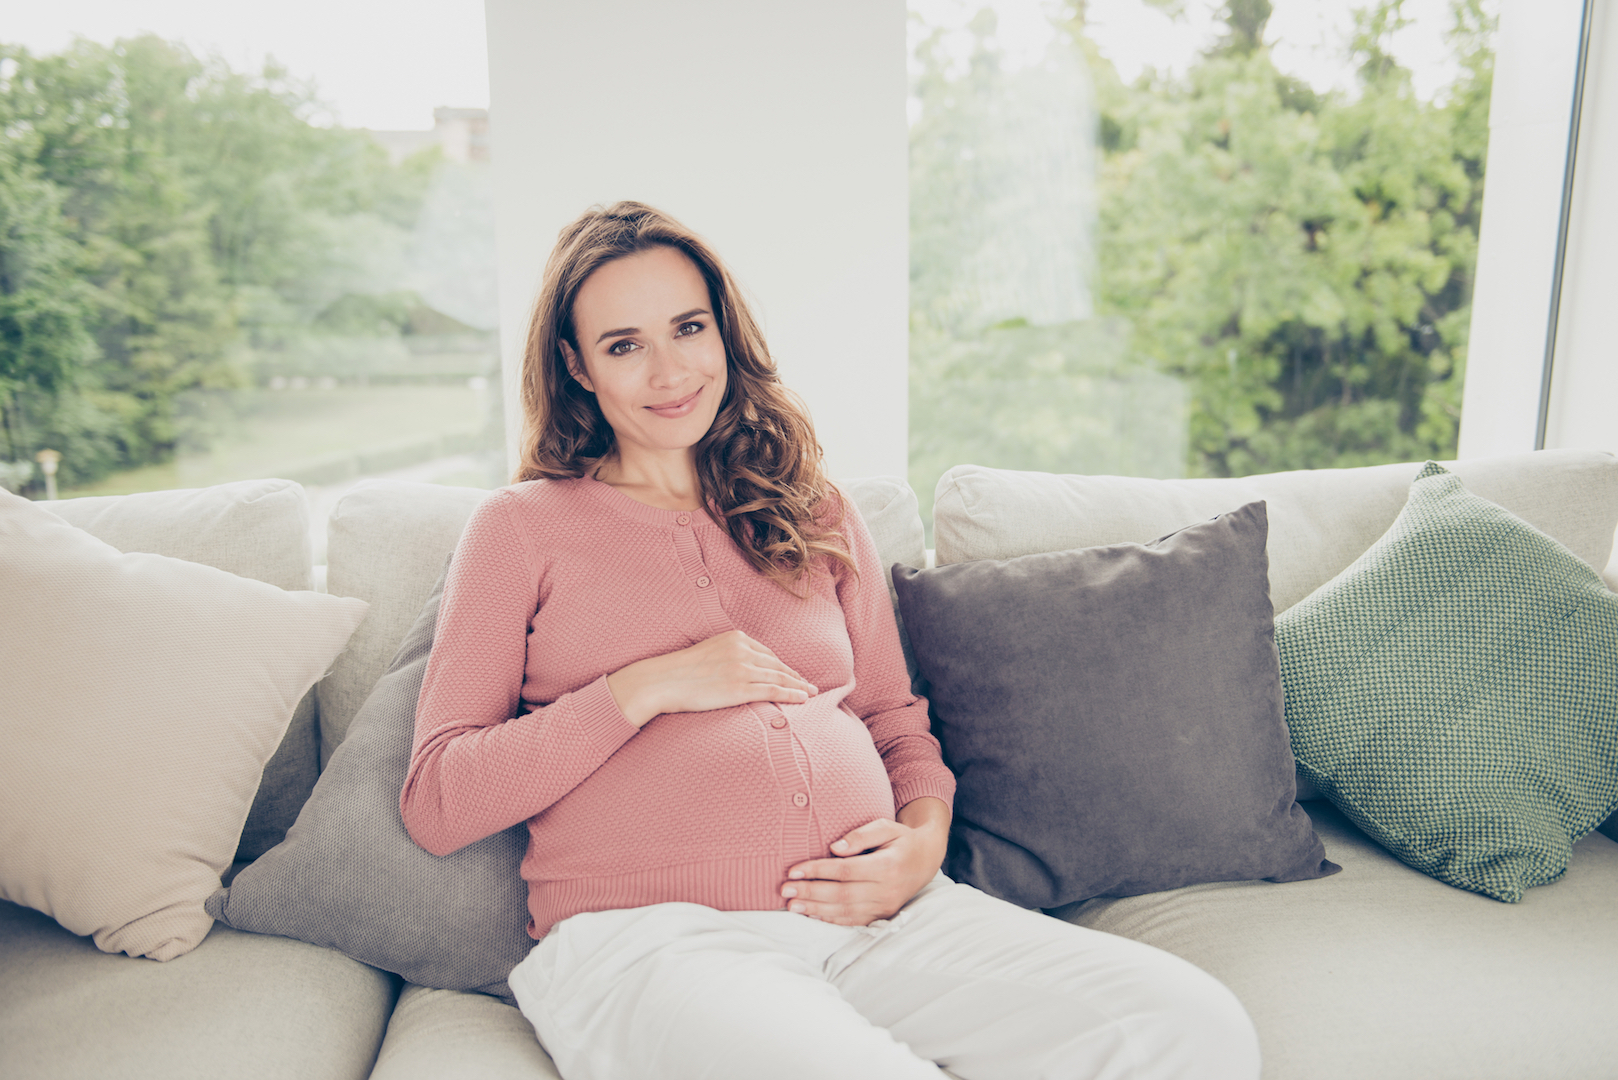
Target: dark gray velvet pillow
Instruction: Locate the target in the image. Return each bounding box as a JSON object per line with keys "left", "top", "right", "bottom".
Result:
{"left": 892, "top": 501, "right": 1338, "bottom": 910}
{"left": 207, "top": 563, "right": 533, "bottom": 1001}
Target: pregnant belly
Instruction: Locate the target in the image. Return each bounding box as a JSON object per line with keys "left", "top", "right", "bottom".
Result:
{"left": 528, "top": 700, "right": 894, "bottom": 879}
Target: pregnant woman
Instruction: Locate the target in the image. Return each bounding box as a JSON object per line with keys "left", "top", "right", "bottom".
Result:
{"left": 401, "top": 201, "right": 1259, "bottom": 1080}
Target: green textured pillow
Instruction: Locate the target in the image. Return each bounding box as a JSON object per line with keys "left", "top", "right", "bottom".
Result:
{"left": 1276, "top": 462, "right": 1618, "bottom": 902}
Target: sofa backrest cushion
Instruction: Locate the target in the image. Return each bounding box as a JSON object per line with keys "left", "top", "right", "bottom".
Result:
{"left": 39, "top": 478, "right": 322, "bottom": 863}
{"left": 318, "top": 475, "right": 927, "bottom": 764}
{"left": 320, "top": 482, "right": 488, "bottom": 766}
{"left": 42, "top": 478, "right": 315, "bottom": 592}
{"left": 933, "top": 449, "right": 1618, "bottom": 614}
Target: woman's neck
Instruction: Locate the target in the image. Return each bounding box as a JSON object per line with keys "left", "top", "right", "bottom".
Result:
{"left": 591, "top": 450, "right": 704, "bottom": 512}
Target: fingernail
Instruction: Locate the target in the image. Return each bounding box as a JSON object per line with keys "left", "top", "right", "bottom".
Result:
{"left": 788, "top": 870, "right": 803, "bottom": 879}
{"left": 781, "top": 886, "right": 796, "bottom": 898}
{"left": 789, "top": 902, "right": 805, "bottom": 914}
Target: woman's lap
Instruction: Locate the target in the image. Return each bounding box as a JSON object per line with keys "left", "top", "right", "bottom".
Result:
{"left": 831, "top": 877, "right": 1259, "bottom": 1079}
{"left": 509, "top": 878, "right": 1259, "bottom": 1080}
{"left": 512, "top": 900, "right": 941, "bottom": 1080}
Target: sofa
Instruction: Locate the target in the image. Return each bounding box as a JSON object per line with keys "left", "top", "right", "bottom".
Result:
{"left": 3, "top": 448, "right": 1617, "bottom": 1080}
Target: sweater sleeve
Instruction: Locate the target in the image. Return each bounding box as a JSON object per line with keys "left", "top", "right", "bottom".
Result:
{"left": 400, "top": 488, "right": 640, "bottom": 856}
{"left": 834, "top": 490, "right": 957, "bottom": 814}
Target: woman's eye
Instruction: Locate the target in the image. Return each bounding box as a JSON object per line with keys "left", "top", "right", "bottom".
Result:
{"left": 676, "top": 321, "right": 703, "bottom": 337}
{"left": 607, "top": 340, "right": 637, "bottom": 356}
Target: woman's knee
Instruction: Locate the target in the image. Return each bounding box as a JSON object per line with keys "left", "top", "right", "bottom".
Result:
{"left": 1115, "top": 956, "right": 1261, "bottom": 1080}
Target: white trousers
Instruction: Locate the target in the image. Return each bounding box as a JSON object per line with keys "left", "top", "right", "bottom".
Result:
{"left": 508, "top": 875, "right": 1260, "bottom": 1080}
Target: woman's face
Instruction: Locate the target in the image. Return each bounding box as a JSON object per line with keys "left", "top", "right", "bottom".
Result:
{"left": 562, "top": 245, "right": 728, "bottom": 464}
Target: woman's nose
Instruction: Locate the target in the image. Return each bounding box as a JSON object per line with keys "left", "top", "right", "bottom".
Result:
{"left": 645, "top": 343, "right": 684, "bottom": 387}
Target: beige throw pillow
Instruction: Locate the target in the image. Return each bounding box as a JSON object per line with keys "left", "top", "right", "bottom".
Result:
{"left": 0, "top": 489, "right": 367, "bottom": 961}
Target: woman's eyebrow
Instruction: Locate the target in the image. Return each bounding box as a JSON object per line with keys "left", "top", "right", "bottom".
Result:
{"left": 593, "top": 309, "right": 711, "bottom": 345}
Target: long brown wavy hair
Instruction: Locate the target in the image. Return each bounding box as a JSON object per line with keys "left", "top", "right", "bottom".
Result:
{"left": 516, "top": 201, "right": 852, "bottom": 591}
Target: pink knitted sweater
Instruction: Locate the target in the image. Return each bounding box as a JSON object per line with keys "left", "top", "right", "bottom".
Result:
{"left": 400, "top": 476, "right": 956, "bottom": 939}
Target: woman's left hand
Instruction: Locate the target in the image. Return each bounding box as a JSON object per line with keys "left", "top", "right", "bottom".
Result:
{"left": 780, "top": 797, "right": 951, "bottom": 925}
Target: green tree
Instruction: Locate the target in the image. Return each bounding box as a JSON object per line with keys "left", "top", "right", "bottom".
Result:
{"left": 1088, "top": 0, "right": 1492, "bottom": 476}
{"left": 0, "top": 35, "right": 435, "bottom": 489}
{"left": 908, "top": 11, "right": 1186, "bottom": 534}
{"left": 0, "top": 104, "right": 97, "bottom": 478}
{"left": 909, "top": 0, "right": 1495, "bottom": 498}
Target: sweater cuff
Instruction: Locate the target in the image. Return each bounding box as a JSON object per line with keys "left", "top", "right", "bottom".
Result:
{"left": 569, "top": 674, "right": 640, "bottom": 758}
{"left": 892, "top": 772, "right": 956, "bottom": 817}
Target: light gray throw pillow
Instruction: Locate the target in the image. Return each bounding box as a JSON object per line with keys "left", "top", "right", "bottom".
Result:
{"left": 208, "top": 562, "right": 533, "bottom": 1001}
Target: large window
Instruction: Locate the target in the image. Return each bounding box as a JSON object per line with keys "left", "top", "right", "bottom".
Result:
{"left": 11, "top": 0, "right": 1579, "bottom": 537}
{"left": 1, "top": 3, "right": 501, "bottom": 549}
{"left": 908, "top": 0, "right": 1496, "bottom": 532}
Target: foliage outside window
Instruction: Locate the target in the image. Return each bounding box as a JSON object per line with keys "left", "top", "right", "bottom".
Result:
{"left": 909, "top": 0, "right": 1496, "bottom": 530}
{"left": 0, "top": 36, "right": 500, "bottom": 498}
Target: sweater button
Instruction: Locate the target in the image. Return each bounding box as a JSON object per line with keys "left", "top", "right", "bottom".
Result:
{"left": 676, "top": 513, "right": 691, "bottom": 526}
{"left": 771, "top": 716, "right": 787, "bottom": 729}
{"left": 792, "top": 792, "right": 809, "bottom": 808}
{"left": 696, "top": 575, "right": 711, "bottom": 587}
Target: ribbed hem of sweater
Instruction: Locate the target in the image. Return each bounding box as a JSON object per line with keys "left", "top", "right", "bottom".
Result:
{"left": 528, "top": 855, "right": 796, "bottom": 939}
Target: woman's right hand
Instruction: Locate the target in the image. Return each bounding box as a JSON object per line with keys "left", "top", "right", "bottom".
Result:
{"left": 605, "top": 630, "right": 817, "bottom": 728}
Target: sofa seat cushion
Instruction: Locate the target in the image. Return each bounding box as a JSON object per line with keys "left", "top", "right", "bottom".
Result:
{"left": 370, "top": 985, "right": 560, "bottom": 1080}
{"left": 1055, "top": 802, "right": 1618, "bottom": 1080}
{"left": 0, "top": 899, "right": 398, "bottom": 1080}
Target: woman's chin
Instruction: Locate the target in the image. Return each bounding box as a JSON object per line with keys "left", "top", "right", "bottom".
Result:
{"left": 623, "top": 421, "right": 720, "bottom": 457}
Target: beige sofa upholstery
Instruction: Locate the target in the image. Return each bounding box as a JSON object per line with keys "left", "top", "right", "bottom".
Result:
{"left": 3, "top": 451, "right": 1615, "bottom": 1079}
{"left": 932, "top": 449, "right": 1618, "bottom": 611}
{"left": 1063, "top": 803, "right": 1618, "bottom": 1079}
{"left": 2, "top": 479, "right": 396, "bottom": 1080}
{"left": 0, "top": 903, "right": 397, "bottom": 1080}
{"left": 932, "top": 450, "right": 1618, "bottom": 1077}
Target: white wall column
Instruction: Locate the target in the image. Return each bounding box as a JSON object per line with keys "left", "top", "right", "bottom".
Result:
{"left": 1543, "top": 0, "right": 1618, "bottom": 456}
{"left": 482, "top": 0, "right": 909, "bottom": 481}
{"left": 1457, "top": 0, "right": 1586, "bottom": 459}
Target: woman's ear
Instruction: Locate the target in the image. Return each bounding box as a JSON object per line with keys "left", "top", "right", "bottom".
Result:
{"left": 560, "top": 340, "right": 595, "bottom": 393}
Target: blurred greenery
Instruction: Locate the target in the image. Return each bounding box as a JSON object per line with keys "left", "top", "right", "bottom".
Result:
{"left": 910, "top": 0, "right": 1495, "bottom": 523}
{"left": 59, "top": 383, "right": 492, "bottom": 498}
{"left": 0, "top": 35, "right": 446, "bottom": 492}
{"left": 5, "top": 10, "right": 1497, "bottom": 503}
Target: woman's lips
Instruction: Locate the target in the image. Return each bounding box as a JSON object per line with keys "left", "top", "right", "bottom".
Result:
{"left": 646, "top": 387, "right": 702, "bottom": 418}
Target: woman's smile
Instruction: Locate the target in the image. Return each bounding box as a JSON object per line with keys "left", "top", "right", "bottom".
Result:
{"left": 646, "top": 386, "right": 702, "bottom": 418}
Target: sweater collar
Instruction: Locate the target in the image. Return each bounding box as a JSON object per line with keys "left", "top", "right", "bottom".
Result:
{"left": 576, "top": 475, "right": 723, "bottom": 530}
